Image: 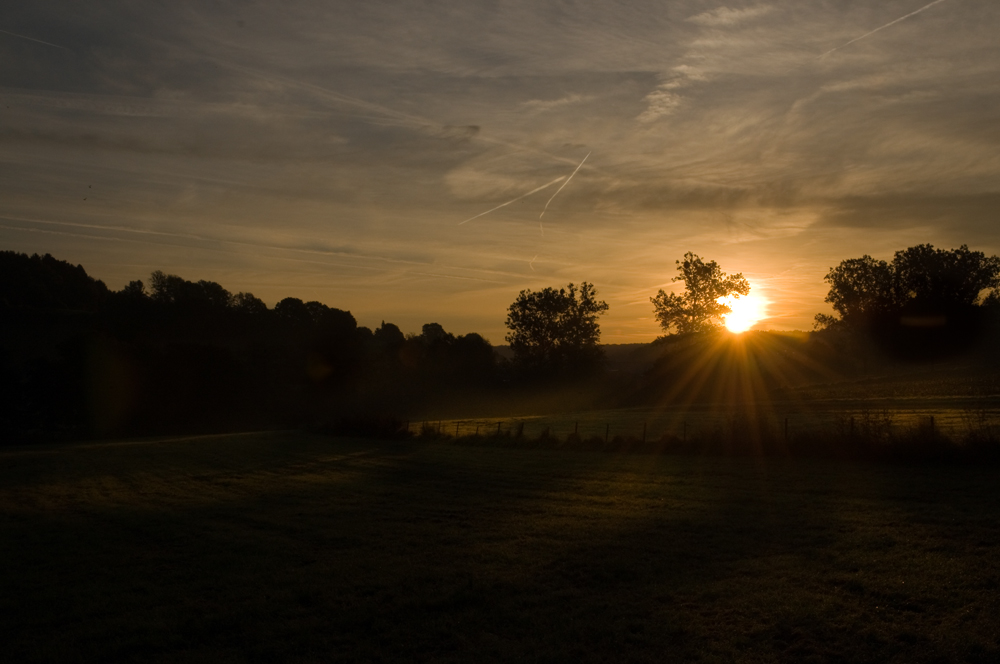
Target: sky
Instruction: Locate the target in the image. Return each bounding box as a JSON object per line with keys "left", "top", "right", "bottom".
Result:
{"left": 2, "top": 0, "right": 1000, "bottom": 343}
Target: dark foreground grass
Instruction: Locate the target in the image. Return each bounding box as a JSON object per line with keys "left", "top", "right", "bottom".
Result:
{"left": 2, "top": 432, "right": 999, "bottom": 663}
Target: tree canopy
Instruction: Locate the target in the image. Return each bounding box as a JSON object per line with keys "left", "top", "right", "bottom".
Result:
{"left": 650, "top": 253, "right": 749, "bottom": 335}
{"left": 505, "top": 282, "right": 608, "bottom": 375}
{"left": 0, "top": 250, "right": 505, "bottom": 442}
{"left": 817, "top": 244, "right": 1000, "bottom": 330}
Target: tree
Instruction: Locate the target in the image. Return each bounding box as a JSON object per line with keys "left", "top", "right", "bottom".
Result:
{"left": 232, "top": 292, "right": 268, "bottom": 316}
{"left": 893, "top": 244, "right": 1000, "bottom": 310}
{"left": 273, "top": 297, "right": 311, "bottom": 326}
{"left": 148, "top": 271, "right": 233, "bottom": 311}
{"left": 420, "top": 322, "right": 454, "bottom": 346}
{"left": 650, "top": 253, "right": 749, "bottom": 334}
{"left": 816, "top": 244, "right": 1000, "bottom": 329}
{"left": 505, "top": 282, "right": 608, "bottom": 374}
{"left": 816, "top": 255, "right": 896, "bottom": 329}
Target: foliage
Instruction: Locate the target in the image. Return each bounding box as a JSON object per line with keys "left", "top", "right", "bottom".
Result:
{"left": 817, "top": 244, "right": 1000, "bottom": 329}
{"left": 149, "top": 270, "right": 233, "bottom": 310}
{"left": 0, "top": 251, "right": 109, "bottom": 311}
{"left": 505, "top": 282, "right": 608, "bottom": 375}
{"left": 817, "top": 255, "right": 896, "bottom": 328}
{"left": 0, "top": 250, "right": 501, "bottom": 442}
{"left": 650, "top": 252, "right": 749, "bottom": 334}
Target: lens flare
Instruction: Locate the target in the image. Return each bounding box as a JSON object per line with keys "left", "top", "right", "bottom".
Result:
{"left": 719, "top": 289, "right": 769, "bottom": 333}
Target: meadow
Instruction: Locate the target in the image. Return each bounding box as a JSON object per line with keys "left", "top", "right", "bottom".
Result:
{"left": 426, "top": 400, "right": 998, "bottom": 446}
{"left": 2, "top": 431, "right": 998, "bottom": 662}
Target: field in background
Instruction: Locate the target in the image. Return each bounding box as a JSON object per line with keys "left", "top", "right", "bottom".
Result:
{"left": 428, "top": 340, "right": 1000, "bottom": 444}
{"left": 2, "top": 431, "right": 998, "bottom": 662}
{"left": 436, "top": 335, "right": 1000, "bottom": 442}
{"left": 426, "top": 400, "right": 1000, "bottom": 444}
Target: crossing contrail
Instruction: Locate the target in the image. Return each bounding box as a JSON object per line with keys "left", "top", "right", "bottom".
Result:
{"left": 0, "top": 28, "right": 69, "bottom": 50}
{"left": 820, "top": 0, "right": 951, "bottom": 58}
{"left": 458, "top": 176, "right": 565, "bottom": 226}
{"left": 539, "top": 152, "right": 590, "bottom": 220}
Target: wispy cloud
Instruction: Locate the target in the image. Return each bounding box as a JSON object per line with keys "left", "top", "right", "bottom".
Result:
{"left": 687, "top": 5, "right": 774, "bottom": 27}
{"left": 637, "top": 81, "right": 685, "bottom": 123}
{"left": 521, "top": 94, "right": 592, "bottom": 112}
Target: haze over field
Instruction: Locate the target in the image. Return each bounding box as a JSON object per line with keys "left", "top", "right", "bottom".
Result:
{"left": 3, "top": 1, "right": 999, "bottom": 341}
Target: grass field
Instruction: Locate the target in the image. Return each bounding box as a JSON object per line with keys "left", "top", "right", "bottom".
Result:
{"left": 2, "top": 431, "right": 999, "bottom": 662}
{"left": 428, "top": 400, "right": 1000, "bottom": 445}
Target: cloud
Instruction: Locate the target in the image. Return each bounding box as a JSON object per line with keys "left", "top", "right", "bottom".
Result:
{"left": 687, "top": 5, "right": 774, "bottom": 27}
{"left": 637, "top": 83, "right": 684, "bottom": 123}
{"left": 521, "top": 94, "right": 592, "bottom": 112}
{"left": 436, "top": 125, "right": 480, "bottom": 142}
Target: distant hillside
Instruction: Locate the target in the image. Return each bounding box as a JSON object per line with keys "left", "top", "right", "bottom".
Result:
{"left": 493, "top": 343, "right": 659, "bottom": 375}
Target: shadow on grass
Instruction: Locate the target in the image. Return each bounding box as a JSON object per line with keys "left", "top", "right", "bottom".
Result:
{"left": 1, "top": 433, "right": 998, "bottom": 662}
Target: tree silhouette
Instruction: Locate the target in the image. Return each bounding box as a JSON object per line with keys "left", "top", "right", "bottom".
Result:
{"left": 505, "top": 282, "right": 608, "bottom": 374}
{"left": 815, "top": 255, "right": 896, "bottom": 330}
{"left": 817, "top": 244, "right": 1000, "bottom": 330}
{"left": 0, "top": 251, "right": 109, "bottom": 312}
{"left": 274, "top": 297, "right": 312, "bottom": 327}
{"left": 232, "top": 292, "right": 268, "bottom": 316}
{"left": 817, "top": 244, "right": 1000, "bottom": 358}
{"left": 650, "top": 253, "right": 749, "bottom": 334}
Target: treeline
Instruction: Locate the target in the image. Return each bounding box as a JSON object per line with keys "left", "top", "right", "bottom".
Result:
{"left": 0, "top": 251, "right": 497, "bottom": 442}
{"left": 5, "top": 243, "right": 1000, "bottom": 445}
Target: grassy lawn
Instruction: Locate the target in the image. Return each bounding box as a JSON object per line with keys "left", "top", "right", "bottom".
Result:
{"left": 2, "top": 432, "right": 999, "bottom": 662}
{"left": 432, "top": 401, "right": 1000, "bottom": 444}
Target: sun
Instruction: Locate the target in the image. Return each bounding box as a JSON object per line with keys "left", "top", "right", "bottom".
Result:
{"left": 718, "top": 289, "right": 769, "bottom": 333}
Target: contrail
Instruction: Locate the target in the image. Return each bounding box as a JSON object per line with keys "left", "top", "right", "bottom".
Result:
{"left": 820, "top": 0, "right": 950, "bottom": 58}
{"left": 458, "top": 176, "right": 565, "bottom": 226}
{"left": 0, "top": 28, "right": 69, "bottom": 50}
{"left": 539, "top": 152, "right": 590, "bottom": 219}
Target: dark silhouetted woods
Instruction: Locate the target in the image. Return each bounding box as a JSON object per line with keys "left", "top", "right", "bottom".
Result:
{"left": 0, "top": 251, "right": 499, "bottom": 442}
{"left": 5, "top": 245, "right": 1000, "bottom": 447}
{"left": 815, "top": 244, "right": 1000, "bottom": 359}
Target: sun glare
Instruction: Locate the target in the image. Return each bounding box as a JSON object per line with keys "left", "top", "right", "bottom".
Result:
{"left": 719, "top": 290, "right": 769, "bottom": 333}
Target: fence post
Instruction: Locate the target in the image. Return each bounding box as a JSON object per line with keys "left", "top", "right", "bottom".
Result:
{"left": 605, "top": 424, "right": 609, "bottom": 443}
{"left": 455, "top": 422, "right": 460, "bottom": 437}
{"left": 784, "top": 418, "right": 788, "bottom": 444}
{"left": 930, "top": 415, "right": 935, "bottom": 433}
{"left": 497, "top": 421, "right": 502, "bottom": 436}
{"left": 642, "top": 422, "right": 647, "bottom": 444}
{"left": 683, "top": 421, "right": 687, "bottom": 443}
